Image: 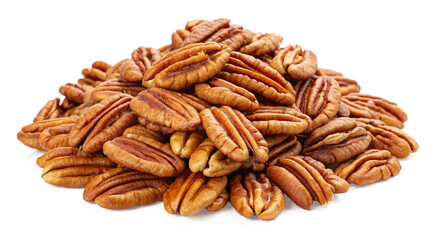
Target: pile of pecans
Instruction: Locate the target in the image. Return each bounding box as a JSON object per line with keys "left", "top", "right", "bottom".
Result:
{"left": 17, "top": 18, "right": 419, "bottom": 220}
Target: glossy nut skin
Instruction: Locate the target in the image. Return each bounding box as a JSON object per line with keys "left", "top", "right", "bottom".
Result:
{"left": 206, "top": 188, "right": 229, "bottom": 211}
{"left": 170, "top": 131, "right": 205, "bottom": 158}
{"left": 239, "top": 33, "right": 283, "bottom": 56}
{"left": 163, "top": 171, "right": 227, "bottom": 216}
{"left": 303, "top": 117, "right": 371, "bottom": 164}
{"left": 39, "top": 123, "right": 74, "bottom": 150}
{"left": 316, "top": 68, "right": 360, "bottom": 96}
{"left": 294, "top": 76, "right": 341, "bottom": 132}
{"left": 230, "top": 172, "right": 285, "bottom": 220}
{"left": 103, "top": 135, "right": 185, "bottom": 177}
{"left": 180, "top": 18, "right": 231, "bottom": 47}
{"left": 271, "top": 44, "right": 318, "bottom": 80}
{"left": 355, "top": 118, "right": 418, "bottom": 158}
{"left": 142, "top": 42, "right": 231, "bottom": 91}
{"left": 33, "top": 98, "right": 62, "bottom": 122}
{"left": 334, "top": 149, "right": 401, "bottom": 185}
{"left": 341, "top": 93, "right": 408, "bottom": 129}
{"left": 91, "top": 79, "right": 146, "bottom": 102}
{"left": 200, "top": 106, "right": 269, "bottom": 163}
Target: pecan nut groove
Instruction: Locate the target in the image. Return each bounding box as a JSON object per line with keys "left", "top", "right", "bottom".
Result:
{"left": 271, "top": 44, "right": 318, "bottom": 80}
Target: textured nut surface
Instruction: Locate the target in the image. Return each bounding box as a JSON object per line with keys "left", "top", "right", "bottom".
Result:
{"left": 230, "top": 172, "right": 285, "bottom": 220}
{"left": 170, "top": 131, "right": 205, "bottom": 158}
{"left": 122, "top": 124, "right": 165, "bottom": 142}
{"left": 91, "top": 79, "right": 146, "bottom": 102}
{"left": 39, "top": 123, "right": 74, "bottom": 150}
{"left": 200, "top": 106, "right": 269, "bottom": 163}
{"left": 132, "top": 46, "right": 161, "bottom": 73}
{"left": 205, "top": 25, "right": 253, "bottom": 51}
{"left": 80, "top": 61, "right": 110, "bottom": 87}
{"left": 33, "top": 98, "right": 62, "bottom": 122}
{"left": 316, "top": 68, "right": 360, "bottom": 95}
{"left": 205, "top": 188, "right": 229, "bottom": 211}
{"left": 303, "top": 117, "right": 371, "bottom": 164}
{"left": 239, "top": 33, "right": 283, "bottom": 56}
{"left": 59, "top": 83, "right": 86, "bottom": 103}
{"left": 271, "top": 44, "right": 318, "bottom": 80}
{"left": 180, "top": 18, "right": 231, "bottom": 47}
{"left": 335, "top": 149, "right": 401, "bottom": 185}
{"left": 264, "top": 135, "right": 302, "bottom": 167}
{"left": 36, "top": 146, "right": 78, "bottom": 168}
{"left": 163, "top": 171, "right": 227, "bottom": 216}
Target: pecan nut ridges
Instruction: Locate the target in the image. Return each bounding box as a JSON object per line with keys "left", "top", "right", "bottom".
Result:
{"left": 205, "top": 25, "right": 254, "bottom": 51}
{"left": 80, "top": 61, "right": 111, "bottom": 87}
{"left": 264, "top": 135, "right": 302, "bottom": 167}
{"left": 68, "top": 94, "right": 136, "bottom": 153}
{"left": 91, "top": 79, "right": 146, "bottom": 102}
{"left": 219, "top": 51, "right": 296, "bottom": 106}
{"left": 180, "top": 18, "right": 231, "bottom": 47}
{"left": 246, "top": 105, "right": 312, "bottom": 136}
{"left": 142, "top": 42, "right": 231, "bottom": 91}
{"left": 39, "top": 123, "right": 74, "bottom": 150}
{"left": 194, "top": 78, "right": 259, "bottom": 112}
{"left": 239, "top": 33, "right": 283, "bottom": 56}
{"left": 122, "top": 124, "right": 165, "bottom": 143}
{"left": 294, "top": 76, "right": 341, "bottom": 132}
{"left": 36, "top": 147, "right": 78, "bottom": 168}
{"left": 334, "top": 149, "right": 401, "bottom": 185}
{"left": 355, "top": 118, "right": 418, "bottom": 158}
{"left": 83, "top": 167, "right": 171, "bottom": 209}
{"left": 206, "top": 188, "right": 229, "bottom": 211}
{"left": 163, "top": 171, "right": 227, "bottom": 216}
{"left": 315, "top": 68, "right": 360, "bottom": 96}
{"left": 200, "top": 106, "right": 269, "bottom": 163}
{"left": 130, "top": 88, "right": 201, "bottom": 132}
{"left": 230, "top": 172, "right": 285, "bottom": 220}
{"left": 341, "top": 93, "right": 407, "bottom": 129}
{"left": 131, "top": 46, "right": 161, "bottom": 73}
{"left": 271, "top": 44, "right": 318, "bottom": 80}
{"left": 103, "top": 135, "right": 185, "bottom": 177}
{"left": 302, "top": 117, "right": 371, "bottom": 165}
{"left": 170, "top": 131, "right": 205, "bottom": 158}
{"left": 33, "top": 98, "right": 62, "bottom": 122}
{"left": 59, "top": 83, "right": 86, "bottom": 103}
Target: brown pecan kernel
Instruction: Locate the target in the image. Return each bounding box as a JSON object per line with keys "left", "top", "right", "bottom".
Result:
{"left": 142, "top": 42, "right": 231, "bottom": 91}
{"left": 59, "top": 83, "right": 86, "bottom": 103}
{"left": 63, "top": 101, "right": 95, "bottom": 117}
{"left": 170, "top": 131, "right": 205, "bottom": 158}
{"left": 316, "top": 68, "right": 360, "bottom": 96}
{"left": 355, "top": 118, "right": 418, "bottom": 158}
{"left": 302, "top": 117, "right": 371, "bottom": 164}
{"left": 239, "top": 33, "right": 283, "bottom": 56}
{"left": 200, "top": 106, "right": 269, "bottom": 163}
{"left": 103, "top": 136, "right": 185, "bottom": 177}
{"left": 41, "top": 154, "right": 116, "bottom": 188}
{"left": 171, "top": 29, "right": 191, "bottom": 50}
{"left": 80, "top": 61, "right": 109, "bottom": 86}
{"left": 246, "top": 105, "right": 312, "bottom": 135}
{"left": 180, "top": 18, "right": 231, "bottom": 47}
{"left": 194, "top": 78, "right": 259, "bottom": 112}
{"left": 177, "top": 92, "right": 211, "bottom": 112}
{"left": 334, "top": 149, "right": 401, "bottom": 185}
{"left": 294, "top": 76, "right": 341, "bottom": 132}
{"left": 206, "top": 188, "right": 229, "bottom": 211}
{"left": 271, "top": 45, "right": 318, "bottom": 80}
{"left": 119, "top": 58, "right": 143, "bottom": 82}
{"left": 131, "top": 46, "right": 161, "bottom": 73}
{"left": 264, "top": 135, "right": 302, "bottom": 167}
{"left": 137, "top": 116, "right": 176, "bottom": 134}
{"left": 219, "top": 51, "right": 296, "bottom": 106}
{"left": 341, "top": 93, "right": 407, "bottom": 129}
{"left": 33, "top": 98, "right": 62, "bottom": 122}
{"left": 205, "top": 25, "right": 254, "bottom": 51}
{"left": 130, "top": 88, "right": 201, "bottom": 132}
{"left": 163, "top": 171, "right": 227, "bottom": 216}
{"left": 122, "top": 124, "right": 165, "bottom": 143}
{"left": 39, "top": 123, "right": 74, "bottom": 150}
{"left": 91, "top": 79, "right": 146, "bottom": 102}
{"left": 230, "top": 172, "right": 285, "bottom": 220}
{"left": 36, "top": 147, "right": 78, "bottom": 168}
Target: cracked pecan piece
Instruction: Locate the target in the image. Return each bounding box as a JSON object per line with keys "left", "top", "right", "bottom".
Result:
{"left": 245, "top": 105, "right": 312, "bottom": 135}
{"left": 33, "top": 98, "right": 62, "bottom": 122}
{"left": 355, "top": 118, "right": 418, "bottom": 158}
{"left": 122, "top": 124, "right": 165, "bottom": 142}
{"left": 180, "top": 18, "right": 231, "bottom": 47}
{"left": 239, "top": 33, "right": 283, "bottom": 56}
{"left": 69, "top": 94, "right": 136, "bottom": 153}
{"left": 163, "top": 171, "right": 227, "bottom": 216}
{"left": 334, "top": 149, "right": 401, "bottom": 185}
{"left": 195, "top": 78, "right": 259, "bottom": 112}
{"left": 316, "top": 68, "right": 361, "bottom": 96}
{"left": 39, "top": 122, "right": 74, "bottom": 150}
{"left": 205, "top": 25, "right": 254, "bottom": 51}
{"left": 91, "top": 79, "right": 146, "bottom": 102}
{"left": 230, "top": 172, "right": 285, "bottom": 220}
{"left": 302, "top": 117, "right": 371, "bottom": 165}
{"left": 170, "top": 131, "right": 205, "bottom": 158}
{"left": 103, "top": 135, "right": 185, "bottom": 177}
{"left": 294, "top": 76, "right": 341, "bottom": 132}
{"left": 271, "top": 44, "right": 318, "bottom": 80}
{"left": 200, "top": 106, "right": 269, "bottom": 163}
{"left": 83, "top": 167, "right": 171, "bottom": 209}
{"left": 206, "top": 188, "right": 229, "bottom": 211}
{"left": 219, "top": 51, "right": 296, "bottom": 106}
{"left": 341, "top": 93, "right": 407, "bottom": 129}
{"left": 142, "top": 42, "right": 231, "bottom": 91}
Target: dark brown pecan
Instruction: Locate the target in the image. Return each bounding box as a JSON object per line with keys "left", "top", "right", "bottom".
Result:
{"left": 341, "top": 93, "right": 407, "bottom": 129}
{"left": 316, "top": 68, "right": 360, "bottom": 96}
{"left": 334, "top": 149, "right": 401, "bottom": 185}
{"left": 302, "top": 117, "right": 371, "bottom": 165}
{"left": 33, "top": 98, "right": 62, "bottom": 122}
{"left": 205, "top": 25, "right": 254, "bottom": 51}
{"left": 294, "top": 76, "right": 341, "bottom": 132}
{"left": 103, "top": 135, "right": 185, "bottom": 177}
{"left": 271, "top": 45, "right": 318, "bottom": 80}
{"left": 200, "top": 106, "right": 269, "bottom": 163}
{"left": 230, "top": 172, "right": 285, "bottom": 220}
{"left": 170, "top": 131, "right": 205, "bottom": 158}
{"left": 219, "top": 51, "right": 296, "bottom": 106}
{"left": 68, "top": 94, "right": 136, "bottom": 153}
{"left": 36, "top": 146, "right": 78, "bottom": 168}
{"left": 180, "top": 18, "right": 231, "bottom": 47}
{"left": 245, "top": 105, "right": 313, "bottom": 135}
{"left": 83, "top": 167, "right": 171, "bottom": 209}
{"left": 130, "top": 88, "right": 201, "bottom": 132}
{"left": 206, "top": 188, "right": 229, "bottom": 211}
{"left": 142, "top": 42, "right": 231, "bottom": 91}
{"left": 39, "top": 123, "right": 74, "bottom": 150}
{"left": 163, "top": 171, "right": 227, "bottom": 216}
{"left": 239, "top": 33, "right": 283, "bottom": 56}
{"left": 195, "top": 78, "right": 259, "bottom": 112}
{"left": 355, "top": 118, "right": 418, "bottom": 158}
{"left": 91, "top": 79, "right": 146, "bottom": 102}
{"left": 122, "top": 124, "right": 165, "bottom": 142}
{"left": 59, "top": 83, "right": 86, "bottom": 103}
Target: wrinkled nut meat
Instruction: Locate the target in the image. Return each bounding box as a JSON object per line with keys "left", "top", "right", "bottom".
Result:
{"left": 180, "top": 18, "right": 231, "bottom": 47}
{"left": 122, "top": 124, "right": 165, "bottom": 143}
{"left": 39, "top": 122, "right": 75, "bottom": 150}
{"left": 264, "top": 135, "right": 302, "bottom": 167}
{"left": 230, "top": 172, "right": 285, "bottom": 220}
{"left": 33, "top": 98, "right": 62, "bottom": 122}
{"left": 205, "top": 25, "right": 253, "bottom": 51}
{"left": 316, "top": 68, "right": 360, "bottom": 96}
{"left": 239, "top": 33, "right": 283, "bottom": 56}
{"left": 170, "top": 131, "right": 205, "bottom": 158}
{"left": 205, "top": 188, "right": 229, "bottom": 211}
{"left": 334, "top": 149, "right": 401, "bottom": 185}
{"left": 271, "top": 44, "right": 318, "bottom": 80}
{"left": 36, "top": 146, "right": 78, "bottom": 168}
{"left": 59, "top": 83, "right": 86, "bottom": 103}
{"left": 131, "top": 46, "right": 161, "bottom": 75}
{"left": 80, "top": 61, "right": 111, "bottom": 87}
{"left": 91, "top": 79, "right": 146, "bottom": 102}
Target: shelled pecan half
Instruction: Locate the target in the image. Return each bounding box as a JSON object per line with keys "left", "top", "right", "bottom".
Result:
{"left": 36, "top": 146, "right": 78, "bottom": 168}
{"left": 91, "top": 79, "right": 146, "bottom": 102}
{"left": 170, "top": 131, "right": 205, "bottom": 158}
{"left": 39, "top": 122, "right": 75, "bottom": 150}
{"left": 316, "top": 68, "right": 360, "bottom": 96}
{"left": 271, "top": 44, "right": 318, "bottom": 80}
{"left": 79, "top": 61, "right": 111, "bottom": 87}
{"left": 206, "top": 188, "right": 229, "bottom": 211}
{"left": 205, "top": 25, "right": 253, "bottom": 51}
{"left": 33, "top": 98, "right": 62, "bottom": 122}
{"left": 122, "top": 124, "right": 165, "bottom": 142}
{"left": 239, "top": 33, "right": 283, "bottom": 56}
{"left": 180, "top": 18, "right": 231, "bottom": 47}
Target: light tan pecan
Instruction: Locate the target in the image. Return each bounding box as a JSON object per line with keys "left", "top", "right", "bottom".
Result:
{"left": 91, "top": 79, "right": 146, "bottom": 102}
{"left": 59, "top": 83, "right": 86, "bottom": 103}
{"left": 33, "top": 98, "right": 63, "bottom": 122}
{"left": 271, "top": 45, "right": 318, "bottom": 80}
{"left": 219, "top": 51, "right": 296, "bottom": 105}
{"left": 163, "top": 171, "right": 227, "bottom": 216}
{"left": 302, "top": 117, "right": 371, "bottom": 164}
{"left": 355, "top": 118, "right": 418, "bottom": 158}
{"left": 83, "top": 167, "right": 171, "bottom": 209}
{"left": 103, "top": 135, "right": 185, "bottom": 177}
{"left": 180, "top": 18, "right": 231, "bottom": 47}
{"left": 334, "top": 149, "right": 401, "bottom": 185}
{"left": 316, "top": 68, "right": 360, "bottom": 96}
{"left": 36, "top": 146, "right": 78, "bottom": 168}
{"left": 122, "top": 124, "right": 165, "bottom": 142}
{"left": 341, "top": 93, "right": 407, "bottom": 129}
{"left": 142, "top": 42, "right": 231, "bottom": 91}
{"left": 239, "top": 33, "right": 283, "bottom": 56}
{"left": 170, "top": 131, "right": 205, "bottom": 158}
{"left": 230, "top": 172, "right": 285, "bottom": 220}
{"left": 294, "top": 76, "right": 341, "bottom": 132}
{"left": 194, "top": 77, "right": 259, "bottom": 112}
{"left": 205, "top": 25, "right": 254, "bottom": 51}
{"left": 206, "top": 188, "right": 229, "bottom": 211}
{"left": 39, "top": 123, "right": 74, "bottom": 150}
{"left": 200, "top": 106, "right": 269, "bottom": 163}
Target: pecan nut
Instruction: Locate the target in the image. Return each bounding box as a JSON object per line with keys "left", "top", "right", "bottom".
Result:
{"left": 170, "top": 131, "right": 206, "bottom": 158}
{"left": 171, "top": 29, "right": 191, "bottom": 50}
{"left": 91, "top": 79, "right": 146, "bottom": 102}
{"left": 122, "top": 124, "right": 165, "bottom": 143}
{"left": 36, "top": 146, "right": 78, "bottom": 168}
{"left": 80, "top": 61, "right": 111, "bottom": 87}
{"left": 316, "top": 68, "right": 361, "bottom": 96}
{"left": 59, "top": 83, "right": 86, "bottom": 103}
{"left": 271, "top": 44, "right": 318, "bottom": 80}
{"left": 263, "top": 135, "right": 302, "bottom": 167}
{"left": 205, "top": 188, "right": 229, "bottom": 211}
{"left": 239, "top": 33, "right": 283, "bottom": 56}
{"left": 131, "top": 46, "right": 161, "bottom": 73}
{"left": 119, "top": 58, "right": 143, "bottom": 82}
{"left": 39, "top": 122, "right": 75, "bottom": 150}
{"left": 180, "top": 18, "right": 231, "bottom": 47}
{"left": 204, "top": 25, "right": 254, "bottom": 51}
{"left": 33, "top": 98, "right": 62, "bottom": 122}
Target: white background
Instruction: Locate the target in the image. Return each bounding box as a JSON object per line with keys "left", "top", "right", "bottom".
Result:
{"left": 1, "top": 0, "right": 434, "bottom": 239}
